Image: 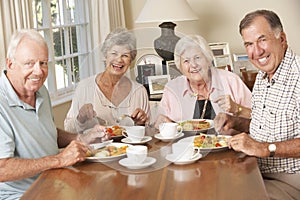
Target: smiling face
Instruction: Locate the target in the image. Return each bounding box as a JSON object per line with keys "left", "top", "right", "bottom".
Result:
{"left": 105, "top": 45, "right": 132, "bottom": 77}
{"left": 241, "top": 16, "right": 287, "bottom": 78}
{"left": 6, "top": 37, "right": 48, "bottom": 97}
{"left": 180, "top": 46, "right": 210, "bottom": 84}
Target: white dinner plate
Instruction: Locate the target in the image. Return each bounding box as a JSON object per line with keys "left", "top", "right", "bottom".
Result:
{"left": 154, "top": 132, "right": 184, "bottom": 142}
{"left": 119, "top": 157, "right": 156, "bottom": 169}
{"left": 178, "top": 119, "right": 214, "bottom": 133}
{"left": 178, "top": 135, "right": 231, "bottom": 152}
{"left": 165, "top": 153, "right": 202, "bottom": 165}
{"left": 85, "top": 142, "right": 132, "bottom": 163}
{"left": 121, "top": 136, "right": 152, "bottom": 144}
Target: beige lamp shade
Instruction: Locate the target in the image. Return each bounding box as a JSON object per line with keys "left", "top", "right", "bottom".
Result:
{"left": 135, "top": 0, "right": 198, "bottom": 23}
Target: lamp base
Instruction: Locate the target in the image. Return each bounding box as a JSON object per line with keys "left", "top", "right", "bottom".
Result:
{"left": 154, "top": 22, "right": 180, "bottom": 61}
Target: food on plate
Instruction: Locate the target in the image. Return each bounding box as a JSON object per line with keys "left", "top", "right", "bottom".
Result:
{"left": 87, "top": 145, "right": 128, "bottom": 158}
{"left": 179, "top": 120, "right": 210, "bottom": 131}
{"left": 193, "top": 134, "right": 229, "bottom": 148}
{"left": 106, "top": 125, "right": 125, "bottom": 137}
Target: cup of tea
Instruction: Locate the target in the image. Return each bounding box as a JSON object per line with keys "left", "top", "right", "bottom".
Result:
{"left": 159, "top": 122, "right": 182, "bottom": 138}
{"left": 126, "top": 145, "right": 148, "bottom": 164}
{"left": 123, "top": 126, "right": 145, "bottom": 142}
{"left": 171, "top": 142, "right": 200, "bottom": 160}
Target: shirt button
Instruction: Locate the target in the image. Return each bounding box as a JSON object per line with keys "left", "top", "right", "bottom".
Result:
{"left": 263, "top": 105, "right": 265, "bottom": 108}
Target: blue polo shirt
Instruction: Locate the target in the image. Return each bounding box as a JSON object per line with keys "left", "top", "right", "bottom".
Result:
{"left": 0, "top": 71, "right": 58, "bottom": 199}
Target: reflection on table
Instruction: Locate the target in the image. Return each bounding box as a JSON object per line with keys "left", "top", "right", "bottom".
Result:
{"left": 21, "top": 129, "right": 268, "bottom": 200}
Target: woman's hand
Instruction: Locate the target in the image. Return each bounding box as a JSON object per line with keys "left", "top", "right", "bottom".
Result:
{"left": 214, "top": 95, "right": 238, "bottom": 114}
{"left": 78, "top": 125, "right": 111, "bottom": 144}
{"left": 131, "top": 108, "right": 148, "bottom": 125}
{"left": 154, "top": 114, "right": 173, "bottom": 129}
{"left": 214, "top": 95, "right": 251, "bottom": 118}
{"left": 77, "top": 103, "right": 97, "bottom": 124}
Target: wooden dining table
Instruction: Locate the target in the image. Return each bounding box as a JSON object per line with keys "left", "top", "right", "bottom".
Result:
{"left": 21, "top": 128, "right": 269, "bottom": 200}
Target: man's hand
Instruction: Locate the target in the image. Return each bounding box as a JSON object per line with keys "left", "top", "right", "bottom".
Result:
{"left": 56, "top": 140, "right": 89, "bottom": 167}
{"left": 214, "top": 113, "right": 250, "bottom": 135}
{"left": 228, "top": 133, "right": 269, "bottom": 157}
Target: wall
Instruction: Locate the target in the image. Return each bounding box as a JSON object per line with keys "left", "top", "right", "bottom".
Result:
{"left": 124, "top": 0, "right": 300, "bottom": 55}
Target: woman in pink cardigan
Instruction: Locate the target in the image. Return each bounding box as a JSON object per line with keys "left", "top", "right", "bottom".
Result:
{"left": 155, "top": 35, "right": 252, "bottom": 127}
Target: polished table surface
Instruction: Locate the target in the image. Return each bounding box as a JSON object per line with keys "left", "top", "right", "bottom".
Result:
{"left": 21, "top": 130, "right": 269, "bottom": 200}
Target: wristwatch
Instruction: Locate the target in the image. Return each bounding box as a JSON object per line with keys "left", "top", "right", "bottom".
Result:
{"left": 268, "top": 143, "right": 276, "bottom": 157}
{"left": 234, "top": 105, "right": 242, "bottom": 116}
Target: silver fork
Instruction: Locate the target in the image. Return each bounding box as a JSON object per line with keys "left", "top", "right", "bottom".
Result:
{"left": 119, "top": 114, "right": 131, "bottom": 120}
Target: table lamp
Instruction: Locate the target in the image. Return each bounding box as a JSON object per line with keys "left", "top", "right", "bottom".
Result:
{"left": 135, "top": 0, "right": 198, "bottom": 61}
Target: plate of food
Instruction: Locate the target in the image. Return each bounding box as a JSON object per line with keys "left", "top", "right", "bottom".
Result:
{"left": 178, "top": 119, "right": 214, "bottom": 133}
{"left": 178, "top": 134, "right": 231, "bottom": 152}
{"left": 105, "top": 125, "right": 126, "bottom": 138}
{"left": 85, "top": 142, "right": 131, "bottom": 162}
{"left": 83, "top": 125, "right": 126, "bottom": 141}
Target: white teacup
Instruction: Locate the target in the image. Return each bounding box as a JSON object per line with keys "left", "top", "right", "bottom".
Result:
{"left": 123, "top": 126, "right": 145, "bottom": 142}
{"left": 172, "top": 142, "right": 200, "bottom": 160}
{"left": 159, "top": 122, "right": 183, "bottom": 138}
{"left": 126, "top": 145, "right": 148, "bottom": 164}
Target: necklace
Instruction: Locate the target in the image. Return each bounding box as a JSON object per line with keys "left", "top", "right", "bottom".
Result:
{"left": 200, "top": 99, "right": 208, "bottom": 119}
{"left": 190, "top": 83, "right": 210, "bottom": 119}
{"left": 191, "top": 91, "right": 210, "bottom": 119}
{"left": 191, "top": 93, "right": 209, "bottom": 119}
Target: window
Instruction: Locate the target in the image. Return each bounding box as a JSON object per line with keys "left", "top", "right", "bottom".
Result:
{"left": 32, "top": 0, "right": 91, "bottom": 105}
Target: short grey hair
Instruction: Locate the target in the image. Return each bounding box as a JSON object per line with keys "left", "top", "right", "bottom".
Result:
{"left": 239, "top": 9, "right": 283, "bottom": 38}
{"left": 101, "top": 28, "right": 137, "bottom": 60}
{"left": 7, "top": 29, "right": 48, "bottom": 59}
{"left": 174, "top": 35, "right": 214, "bottom": 70}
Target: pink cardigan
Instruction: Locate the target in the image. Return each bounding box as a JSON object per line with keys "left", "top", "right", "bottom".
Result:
{"left": 158, "top": 67, "right": 252, "bottom": 122}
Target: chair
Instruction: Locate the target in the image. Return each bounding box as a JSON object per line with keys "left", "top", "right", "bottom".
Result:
{"left": 241, "top": 70, "right": 258, "bottom": 91}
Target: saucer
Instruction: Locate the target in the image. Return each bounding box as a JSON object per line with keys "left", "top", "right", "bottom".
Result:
{"left": 165, "top": 153, "right": 202, "bottom": 165}
{"left": 119, "top": 157, "right": 156, "bottom": 169}
{"left": 154, "top": 132, "right": 184, "bottom": 142}
{"left": 121, "top": 136, "right": 152, "bottom": 144}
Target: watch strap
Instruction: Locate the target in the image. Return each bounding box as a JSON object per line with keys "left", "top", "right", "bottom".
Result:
{"left": 269, "top": 150, "right": 275, "bottom": 157}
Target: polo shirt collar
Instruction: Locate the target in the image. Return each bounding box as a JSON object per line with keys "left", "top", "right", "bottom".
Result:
{"left": 1, "top": 70, "right": 42, "bottom": 110}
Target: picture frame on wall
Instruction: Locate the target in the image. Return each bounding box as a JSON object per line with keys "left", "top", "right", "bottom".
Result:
{"left": 233, "top": 54, "right": 249, "bottom": 61}
{"left": 148, "top": 75, "right": 170, "bottom": 94}
{"left": 208, "top": 42, "right": 230, "bottom": 56}
{"left": 213, "top": 54, "right": 233, "bottom": 71}
{"left": 136, "top": 64, "right": 156, "bottom": 85}
{"left": 166, "top": 60, "right": 182, "bottom": 79}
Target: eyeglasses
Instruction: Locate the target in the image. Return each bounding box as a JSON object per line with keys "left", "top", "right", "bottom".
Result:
{"left": 13, "top": 59, "right": 48, "bottom": 69}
